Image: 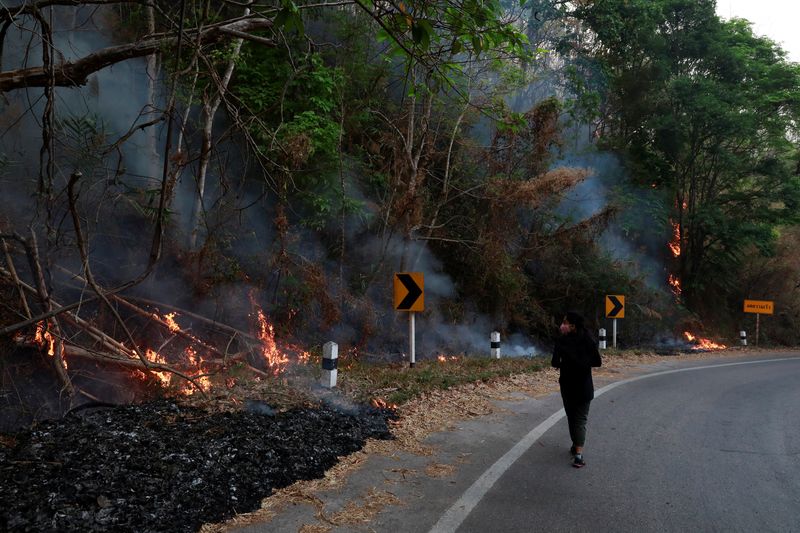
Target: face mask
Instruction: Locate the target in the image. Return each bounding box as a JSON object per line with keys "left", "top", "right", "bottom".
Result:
{"left": 559, "top": 323, "right": 571, "bottom": 335}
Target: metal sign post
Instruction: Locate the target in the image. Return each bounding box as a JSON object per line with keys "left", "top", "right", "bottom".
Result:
{"left": 409, "top": 312, "right": 416, "bottom": 367}
{"left": 613, "top": 319, "right": 617, "bottom": 348}
{"left": 605, "top": 295, "right": 625, "bottom": 349}
{"left": 394, "top": 272, "right": 424, "bottom": 368}
{"left": 743, "top": 299, "right": 773, "bottom": 347}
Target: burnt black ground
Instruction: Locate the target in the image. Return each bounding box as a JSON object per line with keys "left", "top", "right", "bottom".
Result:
{"left": 0, "top": 400, "right": 395, "bottom": 532}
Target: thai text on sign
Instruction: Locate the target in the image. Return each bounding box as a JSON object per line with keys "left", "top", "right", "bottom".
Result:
{"left": 743, "top": 300, "right": 774, "bottom": 314}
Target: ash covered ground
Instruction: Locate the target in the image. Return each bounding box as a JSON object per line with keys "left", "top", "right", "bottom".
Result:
{"left": 0, "top": 399, "right": 395, "bottom": 532}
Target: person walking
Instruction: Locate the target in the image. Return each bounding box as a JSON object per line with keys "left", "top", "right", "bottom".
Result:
{"left": 552, "top": 311, "right": 602, "bottom": 468}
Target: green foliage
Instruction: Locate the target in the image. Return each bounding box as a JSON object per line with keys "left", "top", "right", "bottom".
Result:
{"left": 571, "top": 0, "right": 800, "bottom": 313}
{"left": 273, "top": 0, "right": 304, "bottom": 34}
{"left": 233, "top": 46, "right": 348, "bottom": 225}
{"left": 364, "top": 0, "right": 533, "bottom": 92}
{"left": 54, "top": 113, "right": 108, "bottom": 171}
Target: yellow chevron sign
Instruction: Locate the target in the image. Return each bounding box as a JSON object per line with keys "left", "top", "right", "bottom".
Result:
{"left": 605, "top": 295, "right": 625, "bottom": 319}
{"left": 394, "top": 272, "right": 424, "bottom": 312}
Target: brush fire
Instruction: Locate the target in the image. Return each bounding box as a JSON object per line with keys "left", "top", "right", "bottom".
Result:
{"left": 9, "top": 277, "right": 315, "bottom": 402}
{"left": 669, "top": 220, "right": 681, "bottom": 258}
{"left": 1, "top": 275, "right": 397, "bottom": 532}
{"left": 683, "top": 332, "right": 727, "bottom": 351}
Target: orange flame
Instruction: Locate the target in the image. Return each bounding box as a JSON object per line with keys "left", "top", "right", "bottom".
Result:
{"left": 437, "top": 354, "right": 459, "bottom": 363}
{"left": 254, "top": 308, "right": 290, "bottom": 375}
{"left": 152, "top": 311, "right": 182, "bottom": 333}
{"left": 163, "top": 312, "right": 181, "bottom": 333}
{"left": 668, "top": 274, "right": 682, "bottom": 296}
{"left": 137, "top": 346, "right": 212, "bottom": 395}
{"left": 138, "top": 311, "right": 216, "bottom": 394}
{"left": 247, "top": 291, "right": 311, "bottom": 375}
{"left": 185, "top": 346, "right": 198, "bottom": 366}
{"left": 668, "top": 221, "right": 681, "bottom": 258}
{"left": 371, "top": 397, "right": 398, "bottom": 410}
{"left": 145, "top": 348, "right": 173, "bottom": 386}
{"left": 684, "top": 332, "right": 727, "bottom": 350}
{"left": 34, "top": 321, "right": 56, "bottom": 357}
{"left": 181, "top": 374, "right": 212, "bottom": 396}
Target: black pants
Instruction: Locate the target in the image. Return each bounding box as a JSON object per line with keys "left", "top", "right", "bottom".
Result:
{"left": 562, "top": 396, "right": 591, "bottom": 448}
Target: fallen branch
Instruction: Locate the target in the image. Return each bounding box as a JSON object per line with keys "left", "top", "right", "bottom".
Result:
{"left": 0, "top": 265, "right": 138, "bottom": 359}
{"left": 62, "top": 345, "right": 209, "bottom": 394}
{"left": 22, "top": 230, "right": 73, "bottom": 395}
{"left": 0, "top": 17, "right": 274, "bottom": 92}
{"left": 123, "top": 295, "right": 261, "bottom": 343}
{"left": 1, "top": 266, "right": 271, "bottom": 382}
{"left": 54, "top": 263, "right": 246, "bottom": 361}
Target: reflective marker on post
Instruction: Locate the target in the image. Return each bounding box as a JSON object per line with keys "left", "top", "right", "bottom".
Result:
{"left": 491, "top": 331, "right": 501, "bottom": 359}
{"left": 321, "top": 341, "right": 338, "bottom": 388}
{"left": 599, "top": 328, "right": 607, "bottom": 350}
{"left": 740, "top": 330, "right": 747, "bottom": 346}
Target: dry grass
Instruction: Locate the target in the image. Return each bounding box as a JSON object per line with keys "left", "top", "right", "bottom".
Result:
{"left": 324, "top": 488, "right": 404, "bottom": 526}
{"left": 425, "top": 462, "right": 456, "bottom": 478}
{"left": 298, "top": 525, "right": 330, "bottom": 533}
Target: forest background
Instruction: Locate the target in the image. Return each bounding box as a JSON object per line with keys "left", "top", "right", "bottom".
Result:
{"left": 1, "top": 0, "right": 799, "bottom": 379}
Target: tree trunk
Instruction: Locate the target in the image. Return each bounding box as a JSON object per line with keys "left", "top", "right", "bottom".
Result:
{"left": 188, "top": 7, "right": 249, "bottom": 250}
{"left": 145, "top": 5, "right": 161, "bottom": 182}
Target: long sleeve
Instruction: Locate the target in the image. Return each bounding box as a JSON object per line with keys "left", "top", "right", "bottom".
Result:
{"left": 589, "top": 342, "right": 602, "bottom": 367}
{"left": 590, "top": 347, "right": 601, "bottom": 367}
{"left": 551, "top": 343, "right": 562, "bottom": 369}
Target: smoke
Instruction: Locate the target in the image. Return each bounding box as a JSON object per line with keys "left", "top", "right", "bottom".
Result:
{"left": 0, "top": 6, "right": 169, "bottom": 290}
{"left": 550, "top": 137, "right": 670, "bottom": 291}
{"left": 504, "top": 332, "right": 542, "bottom": 357}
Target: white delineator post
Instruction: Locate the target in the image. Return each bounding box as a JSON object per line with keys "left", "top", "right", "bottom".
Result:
{"left": 321, "top": 341, "right": 338, "bottom": 388}
{"left": 740, "top": 330, "right": 747, "bottom": 346}
{"left": 491, "top": 331, "right": 501, "bottom": 359}
{"left": 598, "top": 328, "right": 607, "bottom": 350}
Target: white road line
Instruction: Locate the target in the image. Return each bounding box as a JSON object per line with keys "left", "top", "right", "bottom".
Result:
{"left": 428, "top": 356, "right": 800, "bottom": 533}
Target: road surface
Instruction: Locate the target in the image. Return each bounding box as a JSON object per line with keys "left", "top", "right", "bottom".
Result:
{"left": 236, "top": 353, "right": 800, "bottom": 532}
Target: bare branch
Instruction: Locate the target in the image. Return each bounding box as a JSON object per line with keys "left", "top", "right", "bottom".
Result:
{"left": 0, "top": 17, "right": 274, "bottom": 92}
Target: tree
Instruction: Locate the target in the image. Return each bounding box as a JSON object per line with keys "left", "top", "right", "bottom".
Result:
{"left": 0, "top": 0, "right": 537, "bottom": 386}
{"left": 569, "top": 0, "right": 800, "bottom": 311}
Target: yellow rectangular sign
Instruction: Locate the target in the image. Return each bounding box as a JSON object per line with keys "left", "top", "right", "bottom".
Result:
{"left": 743, "top": 299, "right": 774, "bottom": 314}
{"left": 394, "top": 272, "right": 424, "bottom": 312}
{"left": 605, "top": 295, "right": 625, "bottom": 319}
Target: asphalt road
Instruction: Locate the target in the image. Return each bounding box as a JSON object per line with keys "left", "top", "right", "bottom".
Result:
{"left": 235, "top": 354, "right": 800, "bottom": 533}
{"left": 445, "top": 355, "right": 800, "bottom": 533}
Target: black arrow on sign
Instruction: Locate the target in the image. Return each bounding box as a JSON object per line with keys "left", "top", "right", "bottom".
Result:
{"left": 608, "top": 295, "right": 624, "bottom": 318}
{"left": 396, "top": 274, "right": 423, "bottom": 310}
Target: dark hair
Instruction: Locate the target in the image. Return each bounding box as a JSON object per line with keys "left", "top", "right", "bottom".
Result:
{"left": 564, "top": 310, "right": 585, "bottom": 331}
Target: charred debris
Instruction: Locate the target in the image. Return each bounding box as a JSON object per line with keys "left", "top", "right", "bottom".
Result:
{"left": 0, "top": 399, "right": 396, "bottom": 532}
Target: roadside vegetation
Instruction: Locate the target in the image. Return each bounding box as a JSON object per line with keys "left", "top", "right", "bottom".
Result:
{"left": 0, "top": 0, "right": 798, "bottom": 415}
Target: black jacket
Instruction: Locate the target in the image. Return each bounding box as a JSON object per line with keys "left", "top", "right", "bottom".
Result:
{"left": 551, "top": 330, "right": 602, "bottom": 403}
